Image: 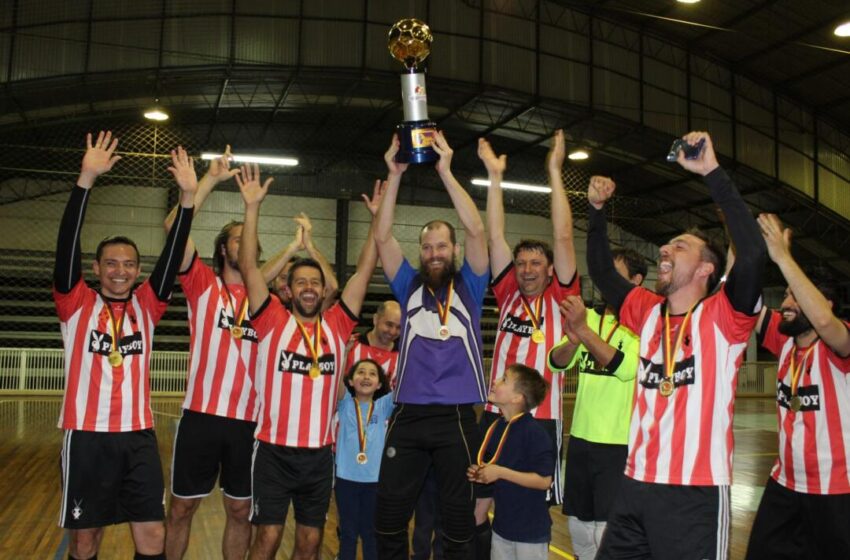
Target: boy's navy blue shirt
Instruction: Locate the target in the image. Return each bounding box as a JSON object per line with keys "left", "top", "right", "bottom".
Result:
{"left": 483, "top": 412, "right": 555, "bottom": 543}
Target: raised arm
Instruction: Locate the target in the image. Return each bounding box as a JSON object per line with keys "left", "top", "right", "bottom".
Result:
{"left": 295, "top": 213, "right": 339, "bottom": 308}
{"left": 561, "top": 296, "right": 635, "bottom": 381}
{"left": 235, "top": 163, "right": 277, "bottom": 314}
{"left": 479, "top": 138, "right": 511, "bottom": 275}
{"left": 676, "top": 131, "right": 766, "bottom": 314}
{"left": 374, "top": 135, "right": 408, "bottom": 281}
{"left": 164, "top": 146, "right": 240, "bottom": 271}
{"left": 147, "top": 147, "right": 197, "bottom": 301}
{"left": 586, "top": 177, "right": 635, "bottom": 312}
{"left": 340, "top": 181, "right": 385, "bottom": 317}
{"left": 432, "top": 131, "right": 488, "bottom": 275}
{"left": 759, "top": 213, "right": 850, "bottom": 356}
{"left": 54, "top": 131, "right": 122, "bottom": 293}
{"left": 548, "top": 130, "right": 577, "bottom": 282}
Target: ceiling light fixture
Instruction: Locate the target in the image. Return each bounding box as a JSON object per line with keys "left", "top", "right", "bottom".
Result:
{"left": 471, "top": 178, "right": 551, "bottom": 193}
{"left": 568, "top": 150, "right": 590, "bottom": 161}
{"left": 143, "top": 100, "right": 169, "bottom": 121}
{"left": 835, "top": 21, "right": 850, "bottom": 37}
{"left": 676, "top": 0, "right": 701, "bottom": 4}
{"left": 200, "top": 153, "right": 299, "bottom": 167}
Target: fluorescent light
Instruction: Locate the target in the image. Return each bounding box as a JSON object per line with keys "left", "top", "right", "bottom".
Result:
{"left": 676, "top": 0, "right": 701, "bottom": 4}
{"left": 835, "top": 22, "right": 850, "bottom": 37}
{"left": 471, "top": 178, "right": 551, "bottom": 193}
{"left": 144, "top": 108, "right": 169, "bottom": 121}
{"left": 201, "top": 153, "right": 299, "bottom": 167}
{"left": 568, "top": 150, "right": 589, "bottom": 161}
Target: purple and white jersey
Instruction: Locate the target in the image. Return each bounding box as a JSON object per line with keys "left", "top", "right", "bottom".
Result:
{"left": 389, "top": 259, "right": 489, "bottom": 405}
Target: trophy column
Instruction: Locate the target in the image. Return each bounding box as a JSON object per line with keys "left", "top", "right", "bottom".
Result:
{"left": 388, "top": 19, "right": 439, "bottom": 164}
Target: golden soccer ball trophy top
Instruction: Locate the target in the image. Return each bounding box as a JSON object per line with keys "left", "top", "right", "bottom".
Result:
{"left": 388, "top": 18, "right": 433, "bottom": 69}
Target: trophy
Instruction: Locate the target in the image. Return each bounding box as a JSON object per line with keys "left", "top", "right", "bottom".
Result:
{"left": 388, "top": 18, "right": 438, "bottom": 164}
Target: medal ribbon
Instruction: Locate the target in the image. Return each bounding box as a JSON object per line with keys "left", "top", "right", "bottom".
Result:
{"left": 663, "top": 305, "right": 695, "bottom": 382}
{"left": 427, "top": 278, "right": 454, "bottom": 329}
{"left": 355, "top": 399, "right": 375, "bottom": 457}
{"left": 598, "top": 309, "right": 620, "bottom": 344}
{"left": 789, "top": 344, "right": 816, "bottom": 397}
{"left": 519, "top": 295, "right": 544, "bottom": 333}
{"left": 295, "top": 316, "right": 323, "bottom": 371}
{"left": 222, "top": 281, "right": 249, "bottom": 329}
{"left": 476, "top": 412, "right": 525, "bottom": 466}
{"left": 103, "top": 299, "right": 125, "bottom": 358}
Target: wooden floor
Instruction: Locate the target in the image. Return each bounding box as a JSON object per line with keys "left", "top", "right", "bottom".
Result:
{"left": 0, "top": 397, "right": 778, "bottom": 559}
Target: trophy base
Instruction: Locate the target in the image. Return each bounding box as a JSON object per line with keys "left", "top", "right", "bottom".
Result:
{"left": 396, "top": 121, "right": 439, "bottom": 164}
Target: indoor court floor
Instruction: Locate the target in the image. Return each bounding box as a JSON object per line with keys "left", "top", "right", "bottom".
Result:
{"left": 0, "top": 397, "right": 777, "bottom": 559}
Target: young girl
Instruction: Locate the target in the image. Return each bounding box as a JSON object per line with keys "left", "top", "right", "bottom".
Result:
{"left": 335, "top": 358, "right": 394, "bottom": 560}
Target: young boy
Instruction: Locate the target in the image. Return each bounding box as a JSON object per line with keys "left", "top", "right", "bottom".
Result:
{"left": 468, "top": 364, "right": 554, "bottom": 560}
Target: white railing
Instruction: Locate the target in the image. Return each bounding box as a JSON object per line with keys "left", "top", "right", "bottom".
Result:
{"left": 0, "top": 347, "right": 778, "bottom": 398}
{"left": 0, "top": 347, "right": 188, "bottom": 396}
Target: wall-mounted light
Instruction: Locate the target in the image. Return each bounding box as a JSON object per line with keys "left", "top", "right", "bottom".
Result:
{"left": 471, "top": 178, "right": 551, "bottom": 193}
{"left": 200, "top": 153, "right": 299, "bottom": 167}
{"left": 835, "top": 21, "right": 850, "bottom": 37}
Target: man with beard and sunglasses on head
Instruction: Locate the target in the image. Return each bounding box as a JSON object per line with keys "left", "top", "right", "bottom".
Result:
{"left": 586, "top": 131, "right": 767, "bottom": 560}
{"left": 744, "top": 214, "right": 850, "bottom": 560}
{"left": 372, "top": 132, "right": 489, "bottom": 560}
{"left": 236, "top": 163, "right": 379, "bottom": 560}
{"left": 472, "top": 130, "right": 579, "bottom": 558}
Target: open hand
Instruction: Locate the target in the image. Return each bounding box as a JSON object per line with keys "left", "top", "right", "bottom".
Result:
{"left": 235, "top": 163, "right": 273, "bottom": 206}
{"left": 477, "top": 138, "right": 506, "bottom": 176}
{"left": 78, "top": 131, "right": 122, "bottom": 188}
{"left": 362, "top": 179, "right": 388, "bottom": 217}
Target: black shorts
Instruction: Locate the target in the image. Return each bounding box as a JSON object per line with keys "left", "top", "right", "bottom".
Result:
{"left": 597, "top": 476, "right": 729, "bottom": 560}
{"left": 171, "top": 409, "right": 256, "bottom": 500}
{"left": 59, "top": 429, "right": 165, "bottom": 529}
{"left": 475, "top": 411, "right": 562, "bottom": 505}
{"left": 562, "top": 435, "right": 628, "bottom": 521}
{"left": 745, "top": 477, "right": 850, "bottom": 560}
{"left": 250, "top": 441, "right": 333, "bottom": 528}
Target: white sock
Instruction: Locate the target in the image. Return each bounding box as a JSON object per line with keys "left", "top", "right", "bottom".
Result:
{"left": 568, "top": 516, "right": 598, "bottom": 560}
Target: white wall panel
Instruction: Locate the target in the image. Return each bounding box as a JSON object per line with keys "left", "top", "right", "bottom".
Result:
{"left": 11, "top": 24, "right": 86, "bottom": 81}
{"left": 89, "top": 20, "right": 159, "bottom": 72}
{"left": 162, "top": 17, "right": 229, "bottom": 67}
{"left": 737, "top": 126, "right": 775, "bottom": 177}
{"left": 234, "top": 18, "right": 300, "bottom": 66}
{"left": 301, "top": 20, "right": 362, "bottom": 67}
{"left": 592, "top": 68, "right": 639, "bottom": 121}
{"left": 778, "top": 145, "right": 814, "bottom": 197}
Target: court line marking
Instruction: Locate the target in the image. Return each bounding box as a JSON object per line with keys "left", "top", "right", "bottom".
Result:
{"left": 735, "top": 452, "right": 778, "bottom": 458}
{"left": 549, "top": 542, "right": 575, "bottom": 559}
{"left": 152, "top": 408, "right": 181, "bottom": 419}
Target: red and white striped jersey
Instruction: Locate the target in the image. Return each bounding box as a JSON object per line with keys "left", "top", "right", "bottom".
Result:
{"left": 344, "top": 333, "right": 399, "bottom": 389}
{"left": 619, "top": 287, "right": 759, "bottom": 486}
{"left": 53, "top": 278, "right": 167, "bottom": 432}
{"left": 179, "top": 255, "right": 258, "bottom": 422}
{"left": 252, "top": 297, "right": 357, "bottom": 448}
{"left": 761, "top": 311, "right": 850, "bottom": 495}
{"left": 486, "top": 265, "right": 579, "bottom": 420}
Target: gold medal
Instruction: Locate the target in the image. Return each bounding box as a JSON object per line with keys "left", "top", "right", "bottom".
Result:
{"left": 230, "top": 325, "right": 244, "bottom": 339}
{"left": 309, "top": 364, "right": 321, "bottom": 379}
{"left": 531, "top": 329, "right": 545, "bottom": 344}
{"left": 108, "top": 351, "right": 123, "bottom": 367}
{"left": 438, "top": 325, "right": 450, "bottom": 340}
{"left": 356, "top": 452, "right": 368, "bottom": 465}
{"left": 659, "top": 378, "right": 675, "bottom": 397}
{"left": 789, "top": 395, "right": 802, "bottom": 412}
